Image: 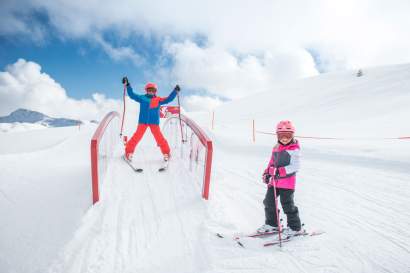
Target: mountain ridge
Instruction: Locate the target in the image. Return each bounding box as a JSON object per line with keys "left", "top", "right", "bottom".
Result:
{"left": 0, "top": 108, "right": 82, "bottom": 127}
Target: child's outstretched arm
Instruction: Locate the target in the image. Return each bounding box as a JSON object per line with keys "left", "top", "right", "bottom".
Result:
{"left": 126, "top": 85, "right": 145, "bottom": 103}
{"left": 159, "top": 85, "right": 180, "bottom": 105}
{"left": 122, "top": 76, "right": 143, "bottom": 103}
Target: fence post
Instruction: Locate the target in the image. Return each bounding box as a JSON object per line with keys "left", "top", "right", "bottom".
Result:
{"left": 211, "top": 111, "right": 215, "bottom": 130}
{"left": 253, "top": 119, "right": 256, "bottom": 143}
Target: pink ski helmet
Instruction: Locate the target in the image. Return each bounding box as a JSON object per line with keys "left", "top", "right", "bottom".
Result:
{"left": 145, "top": 82, "right": 157, "bottom": 92}
{"left": 276, "top": 120, "right": 295, "bottom": 133}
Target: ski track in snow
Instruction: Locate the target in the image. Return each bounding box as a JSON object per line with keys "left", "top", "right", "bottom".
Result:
{"left": 49, "top": 145, "right": 212, "bottom": 273}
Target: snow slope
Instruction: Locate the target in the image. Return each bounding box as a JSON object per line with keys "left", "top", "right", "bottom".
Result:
{"left": 1, "top": 64, "right": 410, "bottom": 273}
{"left": 0, "top": 126, "right": 82, "bottom": 154}
{"left": 0, "top": 122, "right": 48, "bottom": 133}
{"left": 192, "top": 64, "right": 410, "bottom": 272}
{"left": 0, "top": 125, "right": 94, "bottom": 273}
{"left": 49, "top": 144, "right": 211, "bottom": 273}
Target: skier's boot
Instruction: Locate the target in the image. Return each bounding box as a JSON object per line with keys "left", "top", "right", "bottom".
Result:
{"left": 283, "top": 227, "right": 305, "bottom": 237}
{"left": 125, "top": 152, "right": 133, "bottom": 161}
{"left": 256, "top": 224, "right": 279, "bottom": 234}
{"left": 163, "top": 154, "right": 170, "bottom": 161}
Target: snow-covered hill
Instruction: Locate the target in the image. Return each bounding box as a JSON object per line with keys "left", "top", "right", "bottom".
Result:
{"left": 1, "top": 64, "right": 410, "bottom": 273}
{"left": 0, "top": 125, "right": 95, "bottom": 273}
{"left": 213, "top": 63, "right": 410, "bottom": 137}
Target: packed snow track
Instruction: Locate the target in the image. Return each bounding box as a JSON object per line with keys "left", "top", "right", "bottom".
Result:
{"left": 49, "top": 145, "right": 210, "bottom": 273}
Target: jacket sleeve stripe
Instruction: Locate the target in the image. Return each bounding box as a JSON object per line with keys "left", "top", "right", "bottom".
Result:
{"left": 284, "top": 149, "right": 301, "bottom": 174}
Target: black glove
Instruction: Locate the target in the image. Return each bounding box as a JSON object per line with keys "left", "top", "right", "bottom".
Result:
{"left": 174, "top": 84, "right": 180, "bottom": 92}
{"left": 122, "top": 76, "right": 129, "bottom": 86}
{"left": 262, "top": 173, "right": 271, "bottom": 184}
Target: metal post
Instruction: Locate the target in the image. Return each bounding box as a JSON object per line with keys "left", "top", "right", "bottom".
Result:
{"left": 253, "top": 119, "right": 256, "bottom": 143}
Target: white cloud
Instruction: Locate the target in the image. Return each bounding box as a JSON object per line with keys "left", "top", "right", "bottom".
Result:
{"left": 0, "top": 0, "right": 46, "bottom": 43}
{"left": 166, "top": 41, "right": 318, "bottom": 99}
{"left": 3, "top": 0, "right": 410, "bottom": 67}
{"left": 0, "top": 59, "right": 120, "bottom": 120}
{"left": 93, "top": 34, "right": 143, "bottom": 66}
{"left": 182, "top": 95, "right": 223, "bottom": 112}
{"left": 2, "top": 0, "right": 410, "bottom": 100}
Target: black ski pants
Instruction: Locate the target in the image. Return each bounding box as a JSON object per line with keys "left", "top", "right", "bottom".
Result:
{"left": 263, "top": 186, "right": 301, "bottom": 231}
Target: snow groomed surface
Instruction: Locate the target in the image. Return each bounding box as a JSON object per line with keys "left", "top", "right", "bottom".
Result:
{"left": 1, "top": 64, "right": 410, "bottom": 273}
{"left": 49, "top": 144, "right": 210, "bottom": 273}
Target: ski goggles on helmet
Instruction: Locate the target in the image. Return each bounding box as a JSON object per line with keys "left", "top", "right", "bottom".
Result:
{"left": 276, "top": 131, "right": 294, "bottom": 139}
{"left": 146, "top": 87, "right": 157, "bottom": 93}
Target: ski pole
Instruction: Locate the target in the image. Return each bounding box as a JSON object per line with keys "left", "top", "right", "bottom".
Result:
{"left": 270, "top": 168, "right": 283, "bottom": 247}
{"left": 176, "top": 91, "right": 186, "bottom": 143}
{"left": 120, "top": 83, "right": 127, "bottom": 144}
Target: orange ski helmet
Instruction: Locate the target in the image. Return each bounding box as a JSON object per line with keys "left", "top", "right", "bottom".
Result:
{"left": 145, "top": 82, "right": 157, "bottom": 93}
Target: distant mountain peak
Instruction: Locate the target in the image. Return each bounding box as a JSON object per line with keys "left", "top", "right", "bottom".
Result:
{"left": 6, "top": 108, "right": 49, "bottom": 123}
{"left": 0, "top": 108, "right": 82, "bottom": 127}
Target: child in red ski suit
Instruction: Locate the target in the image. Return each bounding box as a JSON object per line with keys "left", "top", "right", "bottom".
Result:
{"left": 257, "top": 120, "right": 303, "bottom": 235}
{"left": 122, "top": 77, "right": 180, "bottom": 160}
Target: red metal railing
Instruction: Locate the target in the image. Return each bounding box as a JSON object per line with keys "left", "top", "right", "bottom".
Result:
{"left": 91, "top": 110, "right": 212, "bottom": 203}
{"left": 163, "top": 114, "right": 213, "bottom": 200}
{"left": 90, "top": 111, "right": 120, "bottom": 204}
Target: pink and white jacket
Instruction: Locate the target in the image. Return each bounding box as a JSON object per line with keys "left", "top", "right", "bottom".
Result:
{"left": 264, "top": 140, "right": 301, "bottom": 190}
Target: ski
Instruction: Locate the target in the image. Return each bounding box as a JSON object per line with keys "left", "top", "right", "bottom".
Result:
{"left": 122, "top": 155, "right": 143, "bottom": 173}
{"left": 216, "top": 230, "right": 279, "bottom": 240}
{"left": 262, "top": 230, "right": 325, "bottom": 247}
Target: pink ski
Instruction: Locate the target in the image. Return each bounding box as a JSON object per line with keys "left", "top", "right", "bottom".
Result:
{"left": 262, "top": 230, "right": 325, "bottom": 247}
{"left": 216, "top": 230, "right": 279, "bottom": 241}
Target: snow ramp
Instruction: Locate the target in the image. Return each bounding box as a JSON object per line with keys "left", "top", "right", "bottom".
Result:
{"left": 49, "top": 112, "right": 213, "bottom": 273}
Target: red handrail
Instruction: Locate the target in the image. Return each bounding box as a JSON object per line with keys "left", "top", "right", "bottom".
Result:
{"left": 91, "top": 111, "right": 120, "bottom": 204}
{"left": 163, "top": 113, "right": 213, "bottom": 200}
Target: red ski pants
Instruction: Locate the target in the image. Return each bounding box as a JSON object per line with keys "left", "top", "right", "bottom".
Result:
{"left": 125, "top": 124, "right": 170, "bottom": 155}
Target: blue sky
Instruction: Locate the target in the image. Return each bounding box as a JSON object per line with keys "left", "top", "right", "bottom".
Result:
{"left": 2, "top": 36, "right": 117, "bottom": 99}
{"left": 0, "top": 4, "right": 181, "bottom": 99}
{"left": 0, "top": 32, "right": 172, "bottom": 100}
{"left": 1, "top": 0, "right": 410, "bottom": 119}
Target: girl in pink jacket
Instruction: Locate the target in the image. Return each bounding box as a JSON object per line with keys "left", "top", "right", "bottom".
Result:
{"left": 257, "top": 120, "right": 303, "bottom": 236}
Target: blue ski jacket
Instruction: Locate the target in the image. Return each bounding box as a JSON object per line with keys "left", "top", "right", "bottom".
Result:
{"left": 127, "top": 85, "right": 178, "bottom": 125}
